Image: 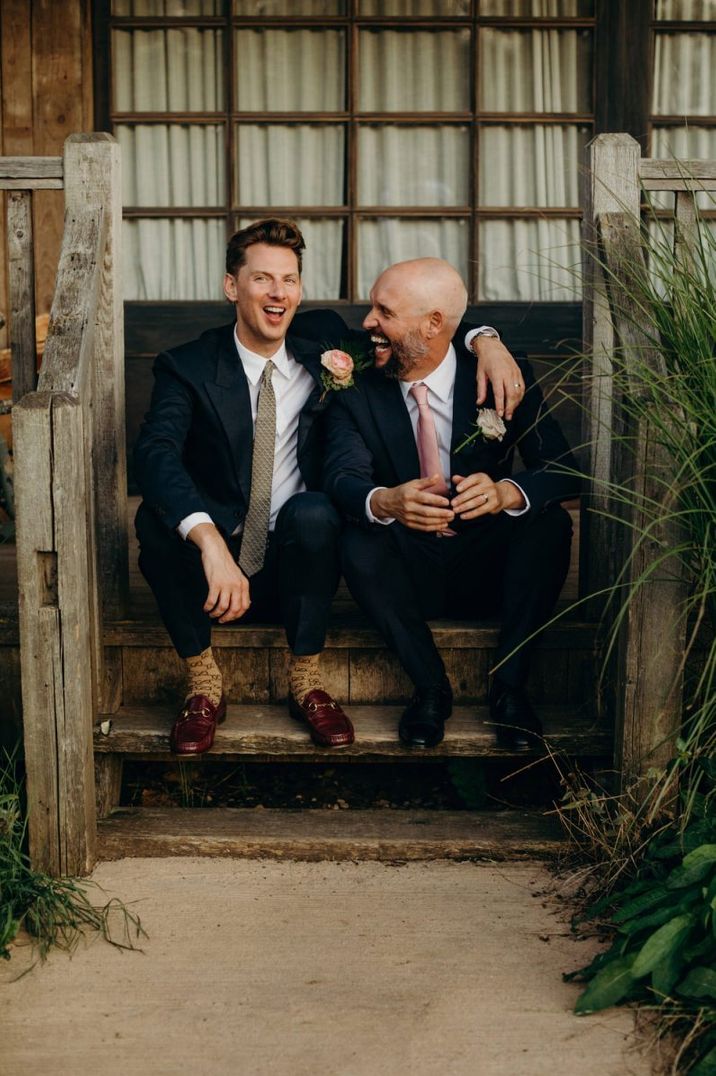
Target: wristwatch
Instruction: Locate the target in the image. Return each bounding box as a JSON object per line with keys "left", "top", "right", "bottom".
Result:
{"left": 474, "top": 326, "right": 500, "bottom": 339}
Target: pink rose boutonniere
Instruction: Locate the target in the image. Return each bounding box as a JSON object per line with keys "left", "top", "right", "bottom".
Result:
{"left": 319, "top": 339, "right": 372, "bottom": 401}
{"left": 455, "top": 407, "right": 507, "bottom": 453}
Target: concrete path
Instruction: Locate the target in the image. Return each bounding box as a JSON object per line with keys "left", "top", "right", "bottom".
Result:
{"left": 2, "top": 859, "right": 652, "bottom": 1076}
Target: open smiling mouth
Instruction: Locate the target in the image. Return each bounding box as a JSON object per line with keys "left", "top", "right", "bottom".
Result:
{"left": 370, "top": 333, "right": 392, "bottom": 361}
{"left": 263, "top": 305, "right": 286, "bottom": 325}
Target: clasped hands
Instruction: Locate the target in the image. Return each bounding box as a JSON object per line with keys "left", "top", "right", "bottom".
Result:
{"left": 370, "top": 473, "right": 525, "bottom": 533}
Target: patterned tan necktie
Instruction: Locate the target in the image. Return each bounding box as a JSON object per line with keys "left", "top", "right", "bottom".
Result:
{"left": 239, "top": 360, "right": 276, "bottom": 577}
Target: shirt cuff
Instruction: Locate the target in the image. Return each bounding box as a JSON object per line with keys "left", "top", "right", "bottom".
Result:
{"left": 178, "top": 511, "right": 214, "bottom": 540}
{"left": 464, "top": 326, "right": 500, "bottom": 350}
{"left": 500, "top": 479, "right": 530, "bottom": 517}
{"left": 365, "top": 487, "right": 395, "bottom": 525}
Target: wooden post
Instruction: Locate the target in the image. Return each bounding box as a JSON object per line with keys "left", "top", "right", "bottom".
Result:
{"left": 14, "top": 392, "right": 97, "bottom": 875}
{"left": 7, "top": 190, "right": 36, "bottom": 402}
{"left": 62, "top": 134, "right": 128, "bottom": 622}
{"left": 581, "top": 134, "right": 641, "bottom": 609}
{"left": 598, "top": 212, "right": 688, "bottom": 782}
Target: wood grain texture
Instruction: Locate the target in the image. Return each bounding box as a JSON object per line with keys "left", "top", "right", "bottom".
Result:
{"left": 7, "top": 191, "right": 36, "bottom": 401}
{"left": 599, "top": 211, "right": 689, "bottom": 781}
{"left": 97, "top": 807, "right": 566, "bottom": 862}
{"left": 63, "top": 134, "right": 129, "bottom": 619}
{"left": 581, "top": 134, "right": 641, "bottom": 614}
{"left": 0, "top": 157, "right": 63, "bottom": 178}
{"left": 93, "top": 703, "right": 608, "bottom": 760}
{"left": 94, "top": 755, "right": 123, "bottom": 820}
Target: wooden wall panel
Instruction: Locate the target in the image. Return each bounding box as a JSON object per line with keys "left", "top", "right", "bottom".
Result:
{"left": 0, "top": 0, "right": 93, "bottom": 349}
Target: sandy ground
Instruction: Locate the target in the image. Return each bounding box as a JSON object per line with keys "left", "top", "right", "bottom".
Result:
{"left": 1, "top": 858, "right": 653, "bottom": 1076}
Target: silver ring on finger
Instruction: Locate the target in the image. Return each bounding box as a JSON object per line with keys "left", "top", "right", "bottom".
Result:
{"left": 514, "top": 381, "right": 522, "bottom": 390}
{"left": 482, "top": 493, "right": 489, "bottom": 505}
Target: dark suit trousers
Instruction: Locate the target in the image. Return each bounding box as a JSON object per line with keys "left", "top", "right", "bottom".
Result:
{"left": 341, "top": 505, "right": 573, "bottom": 692}
{"left": 135, "top": 492, "right": 341, "bottom": 659}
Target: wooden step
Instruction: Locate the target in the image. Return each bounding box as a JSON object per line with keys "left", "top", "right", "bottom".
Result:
{"left": 95, "top": 703, "right": 610, "bottom": 760}
{"left": 97, "top": 806, "right": 565, "bottom": 862}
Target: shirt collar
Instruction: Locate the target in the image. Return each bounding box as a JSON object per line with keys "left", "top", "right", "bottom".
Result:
{"left": 400, "top": 344, "right": 456, "bottom": 404}
{"left": 233, "top": 325, "right": 291, "bottom": 386}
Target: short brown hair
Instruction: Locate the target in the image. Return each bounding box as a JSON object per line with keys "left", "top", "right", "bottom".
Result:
{"left": 226, "top": 218, "right": 305, "bottom": 277}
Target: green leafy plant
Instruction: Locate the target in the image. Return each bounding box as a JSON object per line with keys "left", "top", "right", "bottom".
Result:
{"left": 0, "top": 751, "right": 145, "bottom": 965}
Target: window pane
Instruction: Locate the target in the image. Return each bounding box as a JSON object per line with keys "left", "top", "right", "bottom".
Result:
{"left": 118, "top": 125, "right": 225, "bottom": 206}
{"left": 480, "top": 29, "right": 592, "bottom": 112}
{"left": 236, "top": 126, "right": 345, "bottom": 206}
{"left": 481, "top": 1, "right": 593, "bottom": 13}
{"left": 480, "top": 125, "right": 587, "bottom": 206}
{"left": 655, "top": 1, "right": 716, "bottom": 17}
{"left": 359, "top": 0, "right": 469, "bottom": 12}
{"left": 236, "top": 30, "right": 346, "bottom": 111}
{"left": 123, "top": 218, "right": 225, "bottom": 300}
{"left": 653, "top": 34, "right": 716, "bottom": 116}
{"left": 113, "top": 0, "right": 222, "bottom": 12}
{"left": 479, "top": 219, "right": 581, "bottom": 300}
{"left": 358, "top": 126, "right": 469, "bottom": 206}
{"left": 650, "top": 127, "right": 716, "bottom": 210}
{"left": 357, "top": 219, "right": 468, "bottom": 298}
{"left": 359, "top": 31, "right": 470, "bottom": 111}
{"left": 234, "top": 0, "right": 346, "bottom": 11}
{"left": 113, "top": 29, "right": 224, "bottom": 111}
{"left": 238, "top": 217, "right": 345, "bottom": 300}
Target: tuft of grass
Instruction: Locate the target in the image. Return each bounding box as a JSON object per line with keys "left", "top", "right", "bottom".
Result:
{"left": 0, "top": 751, "right": 146, "bottom": 966}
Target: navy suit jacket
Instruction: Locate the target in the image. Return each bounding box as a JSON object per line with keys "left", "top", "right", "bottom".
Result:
{"left": 134, "top": 309, "right": 348, "bottom": 535}
{"left": 322, "top": 349, "right": 580, "bottom": 528}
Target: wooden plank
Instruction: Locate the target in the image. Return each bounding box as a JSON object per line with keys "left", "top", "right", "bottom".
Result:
{"left": 37, "top": 208, "right": 105, "bottom": 395}
{"left": 640, "top": 178, "right": 716, "bottom": 192}
{"left": 581, "top": 134, "right": 641, "bottom": 612}
{"left": 63, "top": 134, "right": 129, "bottom": 619}
{"left": 31, "top": 0, "right": 85, "bottom": 319}
{"left": 598, "top": 211, "right": 689, "bottom": 781}
{"left": 97, "top": 807, "right": 566, "bottom": 863}
{"left": 7, "top": 190, "right": 36, "bottom": 402}
{"left": 51, "top": 394, "right": 97, "bottom": 874}
{"left": 94, "top": 756, "right": 123, "bottom": 820}
{"left": 0, "top": 157, "right": 63, "bottom": 179}
{"left": 93, "top": 703, "right": 608, "bottom": 760}
{"left": 640, "top": 159, "right": 716, "bottom": 184}
{"left": 13, "top": 392, "right": 61, "bottom": 874}
{"left": 105, "top": 618, "right": 598, "bottom": 650}
{"left": 0, "top": 179, "right": 63, "bottom": 191}
{"left": 674, "top": 191, "right": 698, "bottom": 272}
{"left": 100, "top": 646, "right": 123, "bottom": 715}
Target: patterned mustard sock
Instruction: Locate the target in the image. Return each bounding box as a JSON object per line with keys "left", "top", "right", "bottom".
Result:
{"left": 185, "top": 647, "right": 223, "bottom": 707}
{"left": 288, "top": 653, "right": 323, "bottom": 705}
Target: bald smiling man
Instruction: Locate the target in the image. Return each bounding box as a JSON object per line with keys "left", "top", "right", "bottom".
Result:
{"left": 324, "top": 258, "right": 581, "bottom": 750}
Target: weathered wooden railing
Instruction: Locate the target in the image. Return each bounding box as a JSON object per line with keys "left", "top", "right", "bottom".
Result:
{"left": 582, "top": 133, "right": 716, "bottom": 784}
{"left": 4, "top": 134, "right": 127, "bottom": 875}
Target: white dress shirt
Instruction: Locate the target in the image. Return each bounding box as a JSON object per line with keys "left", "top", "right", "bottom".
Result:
{"left": 366, "top": 341, "right": 529, "bottom": 524}
{"left": 178, "top": 328, "right": 315, "bottom": 539}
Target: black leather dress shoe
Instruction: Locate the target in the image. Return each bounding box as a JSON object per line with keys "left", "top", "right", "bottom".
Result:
{"left": 488, "top": 680, "right": 543, "bottom": 751}
{"left": 399, "top": 679, "right": 453, "bottom": 748}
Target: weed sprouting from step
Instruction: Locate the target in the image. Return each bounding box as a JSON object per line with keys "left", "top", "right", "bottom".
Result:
{"left": 0, "top": 750, "right": 146, "bottom": 967}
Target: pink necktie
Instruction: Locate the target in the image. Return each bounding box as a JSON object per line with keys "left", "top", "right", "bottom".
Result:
{"left": 409, "top": 382, "right": 448, "bottom": 496}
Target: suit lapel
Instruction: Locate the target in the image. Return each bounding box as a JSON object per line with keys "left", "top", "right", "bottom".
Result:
{"left": 288, "top": 331, "right": 327, "bottom": 461}
{"left": 450, "top": 352, "right": 479, "bottom": 457}
{"left": 204, "top": 324, "right": 254, "bottom": 504}
{"left": 365, "top": 371, "right": 420, "bottom": 484}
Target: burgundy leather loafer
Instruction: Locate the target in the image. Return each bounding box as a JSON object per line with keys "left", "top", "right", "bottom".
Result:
{"left": 288, "top": 689, "right": 355, "bottom": 748}
{"left": 170, "top": 694, "right": 227, "bottom": 755}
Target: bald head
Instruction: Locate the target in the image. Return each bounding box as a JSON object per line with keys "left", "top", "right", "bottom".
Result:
{"left": 376, "top": 258, "right": 468, "bottom": 334}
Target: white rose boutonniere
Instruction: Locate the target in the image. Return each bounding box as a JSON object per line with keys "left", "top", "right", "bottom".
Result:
{"left": 455, "top": 407, "right": 507, "bottom": 453}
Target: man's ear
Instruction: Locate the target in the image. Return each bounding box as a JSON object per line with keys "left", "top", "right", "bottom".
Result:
{"left": 223, "top": 272, "right": 238, "bottom": 303}
{"left": 424, "top": 309, "right": 444, "bottom": 339}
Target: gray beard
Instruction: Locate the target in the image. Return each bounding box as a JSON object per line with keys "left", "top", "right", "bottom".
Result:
{"left": 380, "top": 328, "right": 429, "bottom": 379}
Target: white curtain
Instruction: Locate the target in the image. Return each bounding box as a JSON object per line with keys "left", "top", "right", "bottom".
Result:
{"left": 480, "top": 125, "right": 586, "bottom": 206}
{"left": 358, "top": 220, "right": 468, "bottom": 298}
{"left": 116, "top": 22, "right": 588, "bottom": 300}
{"left": 653, "top": 33, "right": 716, "bottom": 117}
{"left": 481, "top": 1, "right": 592, "bottom": 13}
{"left": 655, "top": 1, "right": 716, "bottom": 17}
{"left": 358, "top": 1, "right": 470, "bottom": 17}
{"left": 479, "top": 219, "right": 581, "bottom": 301}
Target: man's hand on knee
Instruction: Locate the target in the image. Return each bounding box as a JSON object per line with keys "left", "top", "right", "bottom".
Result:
{"left": 187, "top": 521, "right": 251, "bottom": 622}
{"left": 471, "top": 337, "right": 525, "bottom": 420}
{"left": 370, "top": 478, "right": 455, "bottom": 532}
{"left": 451, "top": 473, "right": 525, "bottom": 520}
